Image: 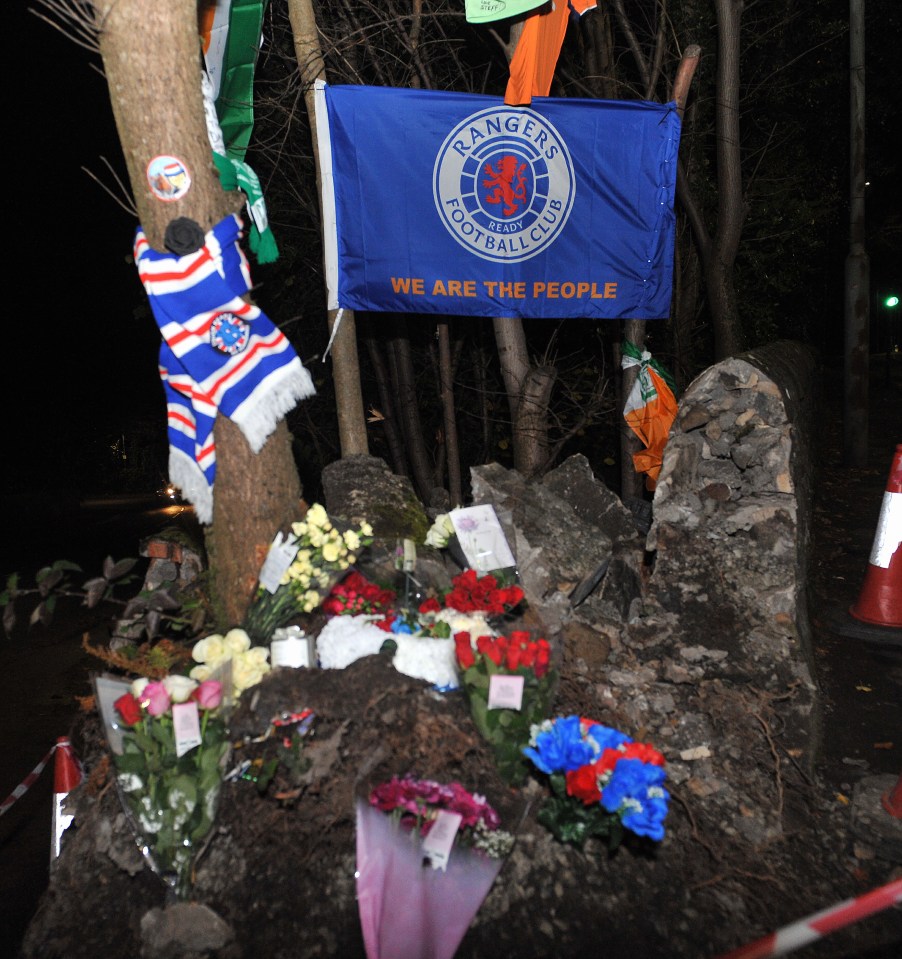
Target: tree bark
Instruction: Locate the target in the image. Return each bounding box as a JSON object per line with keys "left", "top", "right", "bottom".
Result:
{"left": 492, "top": 19, "right": 555, "bottom": 479}
{"left": 437, "top": 321, "right": 463, "bottom": 506}
{"left": 94, "top": 0, "right": 304, "bottom": 628}
{"left": 364, "top": 334, "right": 409, "bottom": 477}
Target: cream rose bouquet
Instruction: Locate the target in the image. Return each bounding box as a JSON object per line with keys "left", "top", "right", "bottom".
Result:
{"left": 189, "top": 628, "right": 271, "bottom": 701}
{"left": 242, "top": 503, "right": 374, "bottom": 643}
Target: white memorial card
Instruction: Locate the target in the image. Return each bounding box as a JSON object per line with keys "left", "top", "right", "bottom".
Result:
{"left": 172, "top": 701, "right": 202, "bottom": 757}
{"left": 449, "top": 505, "right": 516, "bottom": 572}
{"left": 421, "top": 809, "right": 462, "bottom": 871}
{"left": 258, "top": 532, "right": 299, "bottom": 594}
{"left": 488, "top": 674, "right": 525, "bottom": 711}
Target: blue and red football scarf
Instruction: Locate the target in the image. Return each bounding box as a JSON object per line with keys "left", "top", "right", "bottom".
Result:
{"left": 134, "top": 213, "right": 315, "bottom": 522}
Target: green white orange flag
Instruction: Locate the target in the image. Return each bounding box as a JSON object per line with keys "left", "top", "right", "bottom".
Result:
{"left": 621, "top": 340, "right": 678, "bottom": 491}
{"left": 200, "top": 1, "right": 278, "bottom": 263}
{"left": 200, "top": 0, "right": 268, "bottom": 161}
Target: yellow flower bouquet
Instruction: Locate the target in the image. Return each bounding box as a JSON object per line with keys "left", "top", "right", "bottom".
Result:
{"left": 243, "top": 503, "right": 374, "bottom": 643}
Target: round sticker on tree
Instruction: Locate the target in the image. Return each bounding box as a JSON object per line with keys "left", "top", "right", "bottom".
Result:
{"left": 147, "top": 155, "right": 192, "bottom": 201}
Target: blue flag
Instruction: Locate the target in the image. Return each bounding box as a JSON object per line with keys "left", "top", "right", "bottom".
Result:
{"left": 316, "top": 83, "right": 680, "bottom": 320}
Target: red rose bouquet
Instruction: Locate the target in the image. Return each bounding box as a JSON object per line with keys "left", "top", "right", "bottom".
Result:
{"left": 454, "top": 628, "right": 556, "bottom": 785}
{"left": 322, "top": 570, "right": 397, "bottom": 618}
{"left": 414, "top": 569, "right": 524, "bottom": 639}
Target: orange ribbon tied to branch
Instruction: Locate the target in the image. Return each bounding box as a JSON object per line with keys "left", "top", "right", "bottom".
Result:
{"left": 621, "top": 341, "right": 678, "bottom": 491}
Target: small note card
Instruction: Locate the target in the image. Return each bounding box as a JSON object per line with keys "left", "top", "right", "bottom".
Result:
{"left": 487, "top": 674, "right": 525, "bottom": 711}
{"left": 422, "top": 809, "right": 463, "bottom": 871}
{"left": 172, "top": 701, "right": 202, "bottom": 757}
{"left": 258, "top": 532, "right": 299, "bottom": 594}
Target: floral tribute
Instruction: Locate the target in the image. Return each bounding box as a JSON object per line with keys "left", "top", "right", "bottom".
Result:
{"left": 368, "top": 776, "right": 514, "bottom": 859}
{"left": 414, "top": 569, "right": 524, "bottom": 639}
{"left": 523, "top": 715, "right": 670, "bottom": 849}
{"left": 111, "top": 675, "right": 230, "bottom": 898}
{"left": 243, "top": 503, "right": 374, "bottom": 642}
{"left": 356, "top": 776, "right": 514, "bottom": 959}
{"left": 454, "top": 629, "right": 555, "bottom": 785}
{"left": 422, "top": 568, "right": 523, "bottom": 620}
{"left": 321, "top": 570, "right": 396, "bottom": 618}
{"left": 316, "top": 568, "right": 525, "bottom": 691}
{"left": 189, "top": 627, "right": 271, "bottom": 700}
{"left": 424, "top": 512, "right": 455, "bottom": 549}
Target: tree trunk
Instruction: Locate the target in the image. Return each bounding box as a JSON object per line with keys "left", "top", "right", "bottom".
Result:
{"left": 710, "top": 0, "right": 745, "bottom": 359}
{"left": 387, "top": 321, "right": 434, "bottom": 501}
{"left": 493, "top": 19, "right": 555, "bottom": 479}
{"left": 287, "top": 0, "right": 369, "bottom": 458}
{"left": 437, "top": 321, "right": 463, "bottom": 506}
{"left": 364, "top": 334, "right": 409, "bottom": 478}
{"left": 94, "top": 0, "right": 304, "bottom": 628}
{"left": 515, "top": 366, "right": 557, "bottom": 477}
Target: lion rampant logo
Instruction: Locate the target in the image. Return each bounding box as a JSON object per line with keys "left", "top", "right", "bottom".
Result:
{"left": 483, "top": 155, "right": 528, "bottom": 216}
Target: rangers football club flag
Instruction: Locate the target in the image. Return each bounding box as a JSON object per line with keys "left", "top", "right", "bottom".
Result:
{"left": 315, "top": 81, "right": 681, "bottom": 320}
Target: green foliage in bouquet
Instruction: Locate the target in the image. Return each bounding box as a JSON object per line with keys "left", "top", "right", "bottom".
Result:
{"left": 454, "top": 630, "right": 556, "bottom": 785}
{"left": 537, "top": 773, "right": 627, "bottom": 849}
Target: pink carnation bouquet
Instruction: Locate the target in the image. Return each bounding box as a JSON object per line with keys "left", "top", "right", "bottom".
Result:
{"left": 356, "top": 776, "right": 513, "bottom": 959}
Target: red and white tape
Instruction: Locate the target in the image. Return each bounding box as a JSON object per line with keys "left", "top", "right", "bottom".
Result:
{"left": 0, "top": 745, "right": 59, "bottom": 816}
{"left": 714, "top": 878, "right": 902, "bottom": 958}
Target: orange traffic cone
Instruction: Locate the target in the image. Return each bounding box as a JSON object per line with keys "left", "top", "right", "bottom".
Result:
{"left": 51, "top": 736, "right": 82, "bottom": 861}
{"left": 850, "top": 444, "right": 902, "bottom": 628}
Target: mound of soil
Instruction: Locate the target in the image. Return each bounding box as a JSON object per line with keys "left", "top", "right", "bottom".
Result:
{"left": 20, "top": 637, "right": 901, "bottom": 959}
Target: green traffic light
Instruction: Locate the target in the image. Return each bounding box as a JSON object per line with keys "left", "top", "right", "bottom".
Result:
{"left": 885, "top": 295, "right": 900, "bottom": 308}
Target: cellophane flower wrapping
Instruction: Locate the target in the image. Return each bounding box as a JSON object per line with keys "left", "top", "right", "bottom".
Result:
{"left": 523, "top": 714, "right": 670, "bottom": 849}
{"left": 105, "top": 675, "right": 230, "bottom": 899}
{"left": 355, "top": 777, "right": 513, "bottom": 959}
{"left": 242, "top": 504, "right": 374, "bottom": 643}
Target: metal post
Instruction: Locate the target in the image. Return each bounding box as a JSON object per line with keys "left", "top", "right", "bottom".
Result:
{"left": 844, "top": 0, "right": 869, "bottom": 467}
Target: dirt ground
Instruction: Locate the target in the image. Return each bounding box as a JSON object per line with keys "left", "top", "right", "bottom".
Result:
{"left": 8, "top": 358, "right": 902, "bottom": 959}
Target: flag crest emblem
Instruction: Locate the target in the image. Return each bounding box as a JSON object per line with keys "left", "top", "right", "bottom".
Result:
{"left": 432, "top": 107, "right": 575, "bottom": 263}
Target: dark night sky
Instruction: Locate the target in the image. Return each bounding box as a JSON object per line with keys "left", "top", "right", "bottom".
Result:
{"left": 12, "top": 5, "right": 162, "bottom": 494}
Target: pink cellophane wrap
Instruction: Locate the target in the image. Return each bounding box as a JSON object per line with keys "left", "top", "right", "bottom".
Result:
{"left": 355, "top": 800, "right": 504, "bottom": 959}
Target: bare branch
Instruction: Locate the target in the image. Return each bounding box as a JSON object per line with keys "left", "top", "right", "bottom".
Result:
{"left": 81, "top": 156, "right": 137, "bottom": 217}
{"left": 30, "top": 0, "right": 100, "bottom": 53}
